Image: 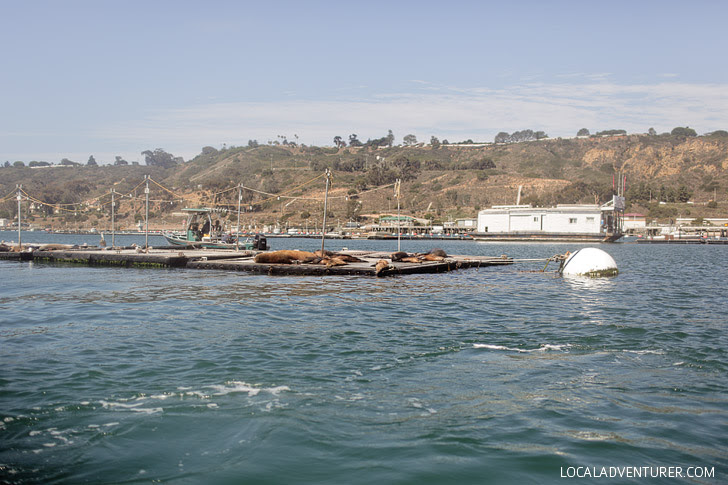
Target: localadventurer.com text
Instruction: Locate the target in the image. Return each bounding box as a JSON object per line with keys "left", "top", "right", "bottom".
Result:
{"left": 560, "top": 466, "right": 715, "bottom": 479}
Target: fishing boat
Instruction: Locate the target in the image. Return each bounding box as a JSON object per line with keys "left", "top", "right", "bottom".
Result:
{"left": 163, "top": 208, "right": 267, "bottom": 250}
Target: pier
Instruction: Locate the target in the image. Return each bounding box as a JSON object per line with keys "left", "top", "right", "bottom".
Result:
{"left": 0, "top": 246, "right": 512, "bottom": 276}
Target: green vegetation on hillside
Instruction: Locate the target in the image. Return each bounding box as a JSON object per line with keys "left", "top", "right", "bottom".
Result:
{"left": 2, "top": 132, "right": 727, "bottom": 229}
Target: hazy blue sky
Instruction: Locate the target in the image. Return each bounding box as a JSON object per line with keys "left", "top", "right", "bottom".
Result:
{"left": 2, "top": 0, "right": 727, "bottom": 164}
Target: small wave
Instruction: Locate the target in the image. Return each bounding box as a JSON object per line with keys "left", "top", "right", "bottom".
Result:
{"left": 473, "top": 343, "right": 571, "bottom": 353}
{"left": 207, "top": 381, "right": 290, "bottom": 397}
{"left": 620, "top": 349, "right": 664, "bottom": 355}
{"left": 99, "top": 400, "right": 162, "bottom": 414}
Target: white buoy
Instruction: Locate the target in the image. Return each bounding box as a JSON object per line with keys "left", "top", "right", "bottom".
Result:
{"left": 559, "top": 247, "right": 618, "bottom": 277}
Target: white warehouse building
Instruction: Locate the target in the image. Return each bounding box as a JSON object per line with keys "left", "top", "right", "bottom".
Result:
{"left": 474, "top": 198, "right": 624, "bottom": 242}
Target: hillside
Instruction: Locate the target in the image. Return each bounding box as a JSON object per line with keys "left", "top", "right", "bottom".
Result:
{"left": 2, "top": 134, "right": 727, "bottom": 230}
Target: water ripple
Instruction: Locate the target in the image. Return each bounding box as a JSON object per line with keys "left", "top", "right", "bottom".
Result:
{"left": 1, "top": 242, "right": 727, "bottom": 483}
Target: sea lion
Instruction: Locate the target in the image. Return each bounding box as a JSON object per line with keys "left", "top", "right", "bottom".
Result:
{"left": 321, "top": 256, "right": 348, "bottom": 267}
{"left": 254, "top": 250, "right": 318, "bottom": 264}
{"left": 331, "top": 254, "right": 365, "bottom": 263}
{"left": 314, "top": 249, "right": 365, "bottom": 263}
{"left": 418, "top": 248, "right": 448, "bottom": 261}
{"left": 390, "top": 251, "right": 409, "bottom": 262}
{"left": 314, "top": 249, "right": 335, "bottom": 257}
{"left": 374, "top": 259, "right": 390, "bottom": 276}
{"left": 38, "top": 243, "right": 75, "bottom": 251}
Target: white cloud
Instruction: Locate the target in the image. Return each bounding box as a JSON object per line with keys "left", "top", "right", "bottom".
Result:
{"left": 96, "top": 81, "right": 728, "bottom": 159}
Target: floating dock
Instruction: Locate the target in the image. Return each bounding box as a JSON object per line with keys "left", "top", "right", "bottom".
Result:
{"left": 0, "top": 247, "right": 512, "bottom": 277}
{"left": 635, "top": 237, "right": 728, "bottom": 245}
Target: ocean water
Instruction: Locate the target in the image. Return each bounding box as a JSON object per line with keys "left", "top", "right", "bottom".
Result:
{"left": 1, "top": 231, "right": 726, "bottom": 484}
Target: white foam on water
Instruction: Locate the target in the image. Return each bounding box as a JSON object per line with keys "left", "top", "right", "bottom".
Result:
{"left": 262, "top": 399, "right": 288, "bottom": 412}
{"left": 621, "top": 349, "right": 664, "bottom": 355}
{"left": 206, "top": 403, "right": 218, "bottom": 409}
{"left": 99, "top": 399, "right": 162, "bottom": 414}
{"left": 473, "top": 344, "right": 513, "bottom": 351}
{"left": 541, "top": 344, "right": 571, "bottom": 351}
{"left": 183, "top": 390, "right": 210, "bottom": 399}
{"left": 29, "top": 430, "right": 42, "bottom": 436}
{"left": 208, "top": 381, "right": 261, "bottom": 397}
{"left": 473, "top": 343, "right": 571, "bottom": 353}
{"left": 131, "top": 407, "right": 162, "bottom": 415}
{"left": 49, "top": 430, "right": 73, "bottom": 444}
{"left": 207, "top": 381, "right": 291, "bottom": 397}
{"left": 267, "top": 385, "right": 290, "bottom": 396}
{"left": 100, "top": 400, "right": 144, "bottom": 410}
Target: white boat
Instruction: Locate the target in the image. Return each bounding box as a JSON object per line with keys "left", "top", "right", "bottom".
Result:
{"left": 163, "top": 208, "right": 268, "bottom": 250}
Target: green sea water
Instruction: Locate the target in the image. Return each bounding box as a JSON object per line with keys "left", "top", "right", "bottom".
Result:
{"left": 1, "top": 233, "right": 726, "bottom": 483}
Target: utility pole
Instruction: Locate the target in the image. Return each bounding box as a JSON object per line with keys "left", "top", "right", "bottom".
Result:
{"left": 320, "top": 169, "right": 331, "bottom": 254}
{"left": 16, "top": 184, "right": 22, "bottom": 249}
{"left": 236, "top": 183, "right": 242, "bottom": 251}
{"left": 111, "top": 189, "right": 116, "bottom": 248}
{"left": 144, "top": 175, "right": 150, "bottom": 249}
{"left": 395, "top": 179, "right": 401, "bottom": 251}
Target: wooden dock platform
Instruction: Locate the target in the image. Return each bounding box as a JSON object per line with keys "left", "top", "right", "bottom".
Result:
{"left": 0, "top": 247, "right": 512, "bottom": 276}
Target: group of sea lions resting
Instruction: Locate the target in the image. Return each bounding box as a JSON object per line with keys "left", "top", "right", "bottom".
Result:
{"left": 253, "top": 249, "right": 366, "bottom": 267}
{"left": 376, "top": 249, "right": 449, "bottom": 275}
{"left": 389, "top": 248, "right": 448, "bottom": 263}
{"left": 253, "top": 248, "right": 449, "bottom": 275}
{"left": 0, "top": 242, "right": 81, "bottom": 252}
